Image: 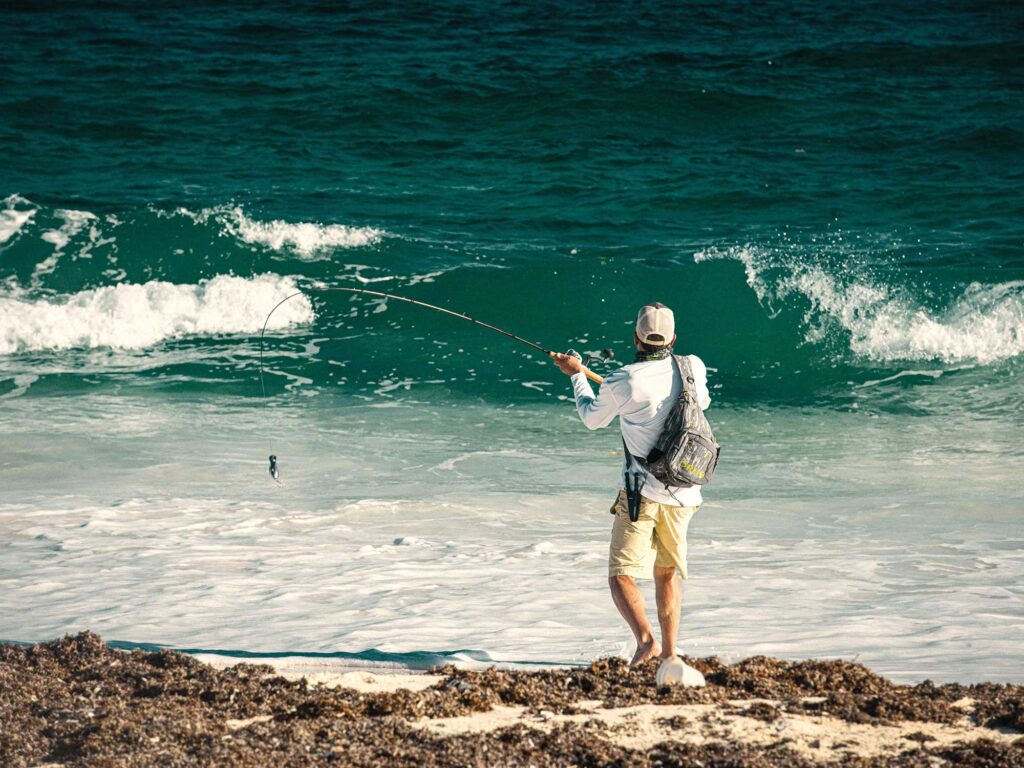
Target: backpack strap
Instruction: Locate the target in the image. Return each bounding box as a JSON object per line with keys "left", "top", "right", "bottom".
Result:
{"left": 673, "top": 354, "right": 696, "bottom": 402}
{"left": 660, "top": 355, "right": 700, "bottom": 504}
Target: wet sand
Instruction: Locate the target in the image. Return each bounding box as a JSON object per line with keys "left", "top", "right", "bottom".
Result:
{"left": 2, "top": 632, "right": 1022, "bottom": 767}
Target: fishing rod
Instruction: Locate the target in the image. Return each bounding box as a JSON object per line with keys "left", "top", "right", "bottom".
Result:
{"left": 258, "top": 286, "right": 609, "bottom": 481}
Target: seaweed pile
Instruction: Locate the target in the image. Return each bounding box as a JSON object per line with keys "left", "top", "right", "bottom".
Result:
{"left": 1, "top": 632, "right": 1022, "bottom": 767}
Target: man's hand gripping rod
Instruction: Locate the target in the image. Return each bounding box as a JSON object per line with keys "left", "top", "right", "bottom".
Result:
{"left": 551, "top": 351, "right": 605, "bottom": 384}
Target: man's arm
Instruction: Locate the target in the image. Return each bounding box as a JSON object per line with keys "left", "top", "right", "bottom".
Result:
{"left": 553, "top": 353, "right": 620, "bottom": 430}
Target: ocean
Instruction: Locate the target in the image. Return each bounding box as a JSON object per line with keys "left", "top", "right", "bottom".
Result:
{"left": 1, "top": 0, "right": 1021, "bottom": 682}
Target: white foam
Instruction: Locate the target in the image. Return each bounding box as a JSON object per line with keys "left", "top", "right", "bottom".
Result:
{"left": 858, "top": 369, "right": 945, "bottom": 388}
{"left": 346, "top": 264, "right": 397, "bottom": 284}
{"left": 1, "top": 397, "right": 1022, "bottom": 681}
{"left": 224, "top": 207, "right": 382, "bottom": 257}
{"left": 795, "top": 271, "right": 1024, "bottom": 364}
{"left": 433, "top": 450, "right": 535, "bottom": 472}
{"left": 173, "top": 205, "right": 383, "bottom": 259}
{"left": 33, "top": 209, "right": 103, "bottom": 287}
{"left": 695, "top": 246, "right": 1024, "bottom": 365}
{"left": 40, "top": 209, "right": 98, "bottom": 251}
{"left": 0, "top": 373, "right": 38, "bottom": 399}
{"left": 0, "top": 274, "right": 313, "bottom": 354}
{"left": 0, "top": 194, "right": 36, "bottom": 244}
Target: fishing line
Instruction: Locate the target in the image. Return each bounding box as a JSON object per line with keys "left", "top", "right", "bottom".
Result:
{"left": 257, "top": 286, "right": 609, "bottom": 482}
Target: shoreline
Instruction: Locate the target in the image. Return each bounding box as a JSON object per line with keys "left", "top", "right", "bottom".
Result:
{"left": 194, "top": 654, "right": 445, "bottom": 695}
{"left": 2, "top": 633, "right": 1022, "bottom": 767}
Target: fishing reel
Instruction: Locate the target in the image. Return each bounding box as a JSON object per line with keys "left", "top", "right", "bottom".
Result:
{"left": 583, "top": 348, "right": 615, "bottom": 368}
{"left": 565, "top": 347, "right": 614, "bottom": 370}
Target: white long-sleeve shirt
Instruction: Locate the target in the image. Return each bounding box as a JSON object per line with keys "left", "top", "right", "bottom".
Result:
{"left": 570, "top": 354, "right": 711, "bottom": 507}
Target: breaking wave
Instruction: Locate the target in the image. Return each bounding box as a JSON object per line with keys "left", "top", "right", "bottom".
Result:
{"left": 0, "top": 274, "right": 312, "bottom": 354}
{"left": 174, "top": 205, "right": 384, "bottom": 258}
{"left": 694, "top": 246, "right": 1024, "bottom": 365}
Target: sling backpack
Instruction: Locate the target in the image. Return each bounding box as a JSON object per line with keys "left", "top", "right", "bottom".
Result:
{"left": 623, "top": 355, "right": 721, "bottom": 521}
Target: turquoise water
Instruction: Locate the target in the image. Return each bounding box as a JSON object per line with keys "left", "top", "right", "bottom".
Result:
{"left": 1, "top": 2, "right": 1022, "bottom": 681}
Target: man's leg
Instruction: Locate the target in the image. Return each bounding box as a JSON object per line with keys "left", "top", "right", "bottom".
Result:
{"left": 608, "top": 575, "right": 661, "bottom": 666}
{"left": 653, "top": 566, "right": 681, "bottom": 659}
{"left": 652, "top": 503, "right": 698, "bottom": 660}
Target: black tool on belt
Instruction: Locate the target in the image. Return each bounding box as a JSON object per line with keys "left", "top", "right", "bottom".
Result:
{"left": 622, "top": 438, "right": 646, "bottom": 522}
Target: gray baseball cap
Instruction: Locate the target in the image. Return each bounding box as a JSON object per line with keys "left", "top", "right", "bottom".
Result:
{"left": 636, "top": 302, "right": 674, "bottom": 346}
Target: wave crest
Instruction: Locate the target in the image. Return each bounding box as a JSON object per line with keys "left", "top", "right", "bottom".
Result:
{"left": 695, "top": 246, "right": 1024, "bottom": 365}
{"left": 0, "top": 274, "right": 312, "bottom": 354}
{"left": 176, "top": 205, "right": 384, "bottom": 258}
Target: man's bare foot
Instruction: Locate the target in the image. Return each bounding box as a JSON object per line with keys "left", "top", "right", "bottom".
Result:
{"left": 630, "top": 637, "right": 661, "bottom": 667}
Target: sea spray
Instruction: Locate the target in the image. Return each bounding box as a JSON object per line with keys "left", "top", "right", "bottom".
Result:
{"left": 171, "top": 205, "right": 385, "bottom": 259}
{"left": 0, "top": 274, "right": 312, "bottom": 353}
{"left": 694, "top": 246, "right": 1024, "bottom": 365}
{"left": 39, "top": 209, "right": 98, "bottom": 252}
{"left": 0, "top": 195, "right": 35, "bottom": 245}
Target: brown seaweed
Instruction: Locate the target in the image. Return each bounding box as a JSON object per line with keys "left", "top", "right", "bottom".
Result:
{"left": 1, "top": 632, "right": 1022, "bottom": 767}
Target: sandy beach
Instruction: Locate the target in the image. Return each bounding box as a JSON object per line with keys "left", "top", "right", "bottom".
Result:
{"left": 2, "top": 633, "right": 1021, "bottom": 767}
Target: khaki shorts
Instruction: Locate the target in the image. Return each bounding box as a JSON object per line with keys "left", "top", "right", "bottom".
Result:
{"left": 608, "top": 490, "right": 698, "bottom": 580}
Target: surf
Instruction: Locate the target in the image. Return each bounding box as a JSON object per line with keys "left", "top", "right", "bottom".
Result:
{"left": 0, "top": 274, "right": 312, "bottom": 354}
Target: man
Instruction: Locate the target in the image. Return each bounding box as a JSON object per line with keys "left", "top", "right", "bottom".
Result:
{"left": 553, "top": 302, "right": 710, "bottom": 684}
